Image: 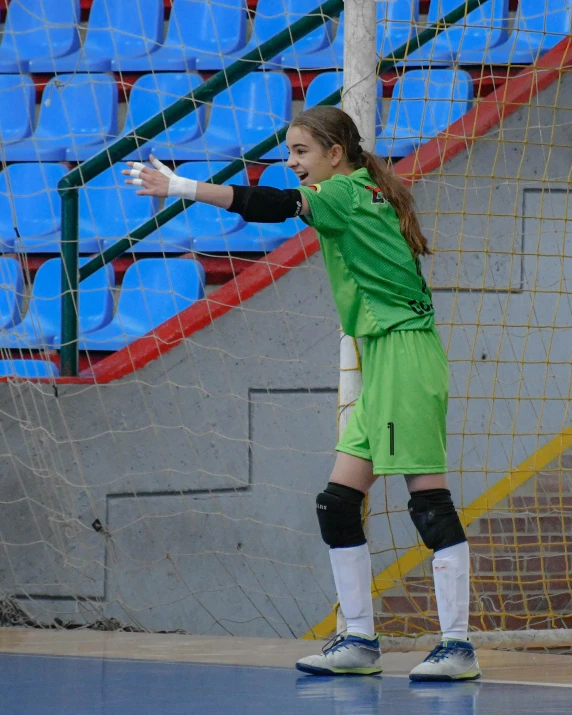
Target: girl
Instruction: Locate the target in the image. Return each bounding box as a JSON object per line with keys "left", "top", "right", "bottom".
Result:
{"left": 123, "top": 106, "right": 480, "bottom": 683}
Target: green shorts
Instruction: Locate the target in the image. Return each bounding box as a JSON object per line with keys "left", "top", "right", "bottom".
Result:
{"left": 336, "top": 327, "right": 449, "bottom": 475}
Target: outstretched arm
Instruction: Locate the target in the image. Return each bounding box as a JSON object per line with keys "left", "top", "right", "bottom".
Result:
{"left": 123, "top": 155, "right": 233, "bottom": 208}
{"left": 123, "top": 155, "right": 310, "bottom": 222}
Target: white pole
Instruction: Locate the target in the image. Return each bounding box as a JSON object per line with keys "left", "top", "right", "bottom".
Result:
{"left": 336, "top": 0, "right": 377, "bottom": 636}
{"left": 342, "top": 0, "right": 378, "bottom": 151}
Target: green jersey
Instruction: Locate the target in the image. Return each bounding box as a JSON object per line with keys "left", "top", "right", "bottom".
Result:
{"left": 298, "top": 167, "right": 434, "bottom": 338}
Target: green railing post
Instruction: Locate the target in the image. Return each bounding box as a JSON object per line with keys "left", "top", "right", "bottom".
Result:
{"left": 59, "top": 187, "right": 79, "bottom": 377}
{"left": 62, "top": 0, "right": 487, "bottom": 374}
{"left": 79, "top": 0, "right": 486, "bottom": 283}
{"left": 58, "top": 0, "right": 345, "bottom": 190}
{"left": 59, "top": 0, "right": 346, "bottom": 375}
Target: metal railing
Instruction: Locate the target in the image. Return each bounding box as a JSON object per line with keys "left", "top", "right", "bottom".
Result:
{"left": 58, "top": 0, "right": 485, "bottom": 375}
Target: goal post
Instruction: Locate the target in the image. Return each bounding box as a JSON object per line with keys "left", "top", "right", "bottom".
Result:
{"left": 334, "top": 0, "right": 377, "bottom": 635}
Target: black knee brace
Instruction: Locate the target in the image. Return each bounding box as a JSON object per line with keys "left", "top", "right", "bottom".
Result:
{"left": 316, "top": 482, "right": 366, "bottom": 548}
{"left": 408, "top": 488, "right": 466, "bottom": 552}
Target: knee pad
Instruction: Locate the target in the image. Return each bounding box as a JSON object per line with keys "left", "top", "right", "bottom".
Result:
{"left": 316, "top": 482, "right": 366, "bottom": 548}
{"left": 408, "top": 488, "right": 466, "bottom": 552}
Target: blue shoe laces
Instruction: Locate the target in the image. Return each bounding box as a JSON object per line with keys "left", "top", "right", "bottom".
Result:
{"left": 322, "top": 634, "right": 349, "bottom": 655}
{"left": 425, "top": 640, "right": 473, "bottom": 663}
{"left": 425, "top": 643, "right": 454, "bottom": 663}
{"left": 322, "top": 632, "right": 379, "bottom": 655}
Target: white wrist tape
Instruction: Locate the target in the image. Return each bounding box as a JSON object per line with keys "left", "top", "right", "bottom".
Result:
{"left": 167, "top": 175, "right": 198, "bottom": 201}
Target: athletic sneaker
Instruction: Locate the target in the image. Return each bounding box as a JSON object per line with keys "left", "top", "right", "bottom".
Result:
{"left": 295, "top": 633, "right": 382, "bottom": 676}
{"left": 409, "top": 639, "right": 481, "bottom": 682}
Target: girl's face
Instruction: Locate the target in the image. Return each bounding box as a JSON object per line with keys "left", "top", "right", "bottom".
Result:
{"left": 286, "top": 125, "right": 342, "bottom": 187}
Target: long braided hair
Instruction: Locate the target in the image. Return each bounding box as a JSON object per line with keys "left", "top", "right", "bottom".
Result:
{"left": 290, "top": 106, "right": 431, "bottom": 257}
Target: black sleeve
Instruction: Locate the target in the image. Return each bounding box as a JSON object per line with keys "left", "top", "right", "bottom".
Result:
{"left": 229, "top": 185, "right": 303, "bottom": 223}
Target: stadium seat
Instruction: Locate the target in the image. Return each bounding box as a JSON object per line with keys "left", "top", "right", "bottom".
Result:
{"left": 0, "top": 75, "right": 35, "bottom": 151}
{"left": 165, "top": 0, "right": 248, "bottom": 71}
{"left": 3, "top": 74, "right": 118, "bottom": 162}
{"left": 280, "top": 0, "right": 418, "bottom": 69}
{"left": 79, "top": 164, "right": 158, "bottom": 253}
{"left": 457, "top": 0, "right": 572, "bottom": 64}
{"left": 304, "top": 72, "right": 383, "bottom": 129}
{"left": 0, "top": 0, "right": 80, "bottom": 74}
{"left": 0, "top": 163, "right": 68, "bottom": 253}
{"left": 29, "top": 0, "right": 164, "bottom": 73}
{"left": 375, "top": 69, "right": 474, "bottom": 159}
{"left": 193, "top": 164, "right": 306, "bottom": 252}
{"left": 118, "top": 73, "right": 206, "bottom": 162}
{"left": 122, "top": 161, "right": 248, "bottom": 253}
{"left": 0, "top": 257, "right": 114, "bottom": 350}
{"left": 112, "top": 0, "right": 247, "bottom": 72}
{"left": 0, "top": 258, "right": 24, "bottom": 329}
{"left": 304, "top": 70, "right": 344, "bottom": 108}
{"left": 281, "top": 11, "right": 344, "bottom": 70}
{"left": 401, "top": 0, "right": 509, "bottom": 65}
{"left": 0, "top": 360, "right": 60, "bottom": 378}
{"left": 75, "top": 259, "right": 206, "bottom": 351}
{"left": 197, "top": 0, "right": 333, "bottom": 70}
{"left": 151, "top": 72, "right": 292, "bottom": 161}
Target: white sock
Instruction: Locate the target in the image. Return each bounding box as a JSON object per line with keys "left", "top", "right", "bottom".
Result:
{"left": 433, "top": 541, "right": 470, "bottom": 641}
{"left": 329, "top": 543, "right": 375, "bottom": 639}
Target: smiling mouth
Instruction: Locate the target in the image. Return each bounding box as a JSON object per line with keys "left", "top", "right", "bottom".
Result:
{"left": 297, "top": 172, "right": 308, "bottom": 182}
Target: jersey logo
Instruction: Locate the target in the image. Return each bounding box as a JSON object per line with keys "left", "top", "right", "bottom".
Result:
{"left": 365, "top": 185, "right": 386, "bottom": 204}
{"left": 308, "top": 184, "right": 321, "bottom": 193}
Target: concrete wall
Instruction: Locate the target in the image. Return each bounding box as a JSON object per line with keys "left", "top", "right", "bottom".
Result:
{"left": 0, "top": 72, "right": 570, "bottom": 636}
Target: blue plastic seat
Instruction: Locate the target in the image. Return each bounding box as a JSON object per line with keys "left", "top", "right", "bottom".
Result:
{"left": 0, "top": 75, "right": 35, "bottom": 152}
{"left": 458, "top": 0, "right": 572, "bottom": 64}
{"left": 0, "top": 0, "right": 80, "bottom": 74}
{"left": 2, "top": 74, "right": 118, "bottom": 162}
{"left": 79, "top": 164, "right": 158, "bottom": 253}
{"left": 162, "top": 0, "right": 248, "bottom": 71}
{"left": 0, "top": 257, "right": 114, "bottom": 350}
{"left": 402, "top": 0, "right": 509, "bottom": 66}
{"left": 377, "top": 0, "right": 420, "bottom": 60}
{"left": 282, "top": 11, "right": 344, "bottom": 70}
{"left": 151, "top": 72, "right": 291, "bottom": 161}
{"left": 280, "top": 0, "right": 418, "bottom": 69}
{"left": 30, "top": 0, "right": 163, "bottom": 73}
{"left": 118, "top": 73, "right": 206, "bottom": 162}
{"left": 0, "top": 360, "right": 60, "bottom": 378}
{"left": 0, "top": 258, "right": 24, "bottom": 329}
{"left": 304, "top": 70, "right": 344, "bottom": 108}
{"left": 304, "top": 72, "right": 384, "bottom": 129}
{"left": 375, "top": 69, "right": 474, "bottom": 159}
{"left": 75, "top": 258, "right": 206, "bottom": 351}
{"left": 112, "top": 0, "right": 247, "bottom": 72}
{"left": 0, "top": 163, "right": 68, "bottom": 253}
{"left": 121, "top": 161, "right": 248, "bottom": 253}
{"left": 198, "top": 0, "right": 333, "bottom": 71}
{"left": 194, "top": 164, "right": 306, "bottom": 253}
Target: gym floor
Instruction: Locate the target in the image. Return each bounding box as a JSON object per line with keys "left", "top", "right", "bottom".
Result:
{"left": 1, "top": 629, "right": 570, "bottom": 714}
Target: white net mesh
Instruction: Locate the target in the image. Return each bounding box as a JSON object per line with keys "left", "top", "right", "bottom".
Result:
{"left": 0, "top": 0, "right": 571, "bottom": 647}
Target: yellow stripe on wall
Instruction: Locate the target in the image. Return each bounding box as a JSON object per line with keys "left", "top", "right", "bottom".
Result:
{"left": 302, "top": 426, "right": 572, "bottom": 640}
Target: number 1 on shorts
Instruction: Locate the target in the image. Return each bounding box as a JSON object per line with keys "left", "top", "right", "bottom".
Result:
{"left": 387, "top": 422, "right": 395, "bottom": 456}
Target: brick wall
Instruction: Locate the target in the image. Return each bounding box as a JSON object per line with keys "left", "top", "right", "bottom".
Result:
{"left": 375, "top": 451, "right": 572, "bottom": 636}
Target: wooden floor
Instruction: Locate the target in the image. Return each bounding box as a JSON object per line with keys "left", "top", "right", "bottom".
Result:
{"left": 0, "top": 628, "right": 570, "bottom": 686}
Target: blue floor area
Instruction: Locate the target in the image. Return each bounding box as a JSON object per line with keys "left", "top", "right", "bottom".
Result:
{"left": 1, "top": 653, "right": 570, "bottom": 714}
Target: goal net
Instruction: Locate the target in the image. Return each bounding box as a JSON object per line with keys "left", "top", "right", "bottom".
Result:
{"left": 0, "top": 0, "right": 571, "bottom": 649}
